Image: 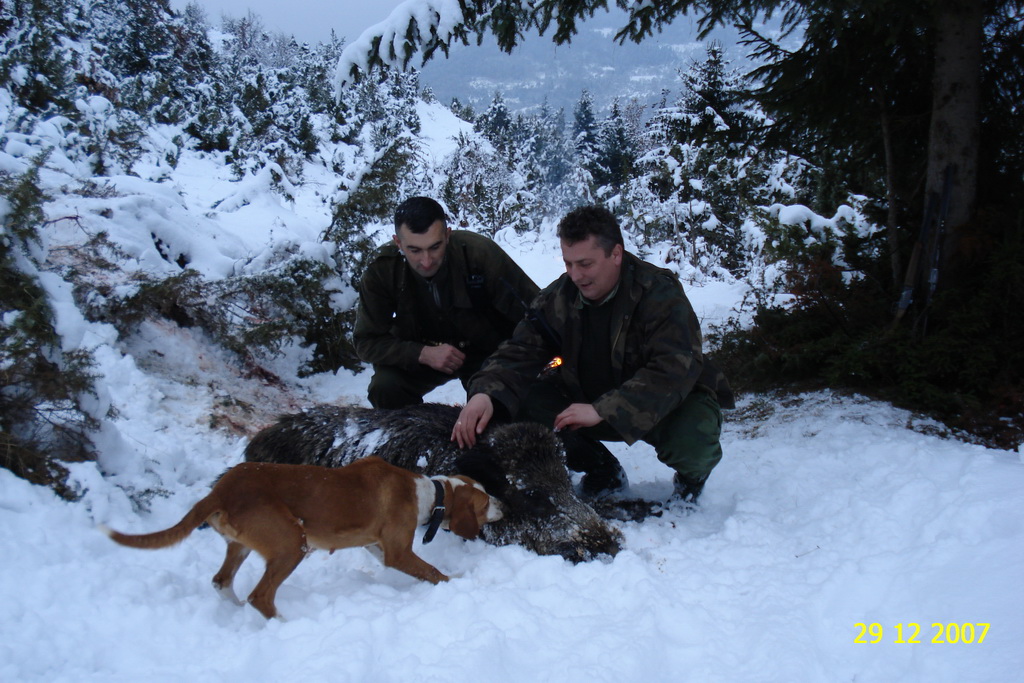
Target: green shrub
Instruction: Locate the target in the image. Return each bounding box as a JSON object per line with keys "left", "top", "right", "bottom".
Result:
{"left": 712, "top": 207, "right": 1024, "bottom": 450}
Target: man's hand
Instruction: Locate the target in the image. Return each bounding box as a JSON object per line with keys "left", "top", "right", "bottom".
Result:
{"left": 419, "top": 343, "right": 466, "bottom": 374}
{"left": 553, "top": 403, "right": 602, "bottom": 432}
{"left": 451, "top": 394, "right": 494, "bottom": 448}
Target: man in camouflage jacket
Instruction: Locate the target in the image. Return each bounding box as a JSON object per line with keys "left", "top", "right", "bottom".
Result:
{"left": 452, "top": 205, "right": 733, "bottom": 503}
{"left": 354, "top": 197, "right": 539, "bottom": 408}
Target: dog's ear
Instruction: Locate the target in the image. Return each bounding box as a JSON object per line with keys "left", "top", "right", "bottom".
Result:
{"left": 447, "top": 485, "right": 486, "bottom": 540}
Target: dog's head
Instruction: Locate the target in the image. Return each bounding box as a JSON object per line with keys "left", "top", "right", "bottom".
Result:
{"left": 471, "top": 422, "right": 623, "bottom": 562}
{"left": 441, "top": 476, "right": 505, "bottom": 540}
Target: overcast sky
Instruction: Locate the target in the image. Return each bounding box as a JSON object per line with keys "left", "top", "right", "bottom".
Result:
{"left": 168, "top": 0, "right": 408, "bottom": 46}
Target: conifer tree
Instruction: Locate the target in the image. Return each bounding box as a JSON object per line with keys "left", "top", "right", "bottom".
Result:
{"left": 440, "top": 131, "right": 519, "bottom": 233}
{"left": 0, "top": 160, "right": 99, "bottom": 498}
{"left": 570, "top": 89, "right": 600, "bottom": 197}
{"left": 1, "top": 0, "right": 82, "bottom": 115}
{"left": 530, "top": 100, "right": 573, "bottom": 213}
{"left": 474, "top": 92, "right": 516, "bottom": 156}
{"left": 296, "top": 33, "right": 346, "bottom": 123}
{"left": 449, "top": 97, "right": 476, "bottom": 122}
{"left": 97, "top": 0, "right": 176, "bottom": 77}
{"left": 626, "top": 44, "right": 785, "bottom": 275}
{"left": 593, "top": 98, "right": 640, "bottom": 196}
{"left": 316, "top": 68, "right": 424, "bottom": 370}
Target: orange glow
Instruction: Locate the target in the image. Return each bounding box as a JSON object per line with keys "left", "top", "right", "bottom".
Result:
{"left": 537, "top": 356, "right": 563, "bottom": 379}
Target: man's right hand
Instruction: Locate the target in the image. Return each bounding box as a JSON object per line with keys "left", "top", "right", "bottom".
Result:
{"left": 451, "top": 394, "right": 494, "bottom": 448}
{"left": 419, "top": 343, "right": 466, "bottom": 374}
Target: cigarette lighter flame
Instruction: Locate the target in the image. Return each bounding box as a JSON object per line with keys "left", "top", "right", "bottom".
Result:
{"left": 539, "top": 356, "right": 563, "bottom": 379}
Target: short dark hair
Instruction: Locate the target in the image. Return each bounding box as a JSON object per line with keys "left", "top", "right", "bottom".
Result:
{"left": 557, "top": 205, "right": 623, "bottom": 255}
{"left": 394, "top": 197, "right": 447, "bottom": 234}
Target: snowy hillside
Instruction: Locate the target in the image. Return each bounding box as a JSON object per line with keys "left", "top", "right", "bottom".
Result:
{"left": 2, "top": 86, "right": 1024, "bottom": 681}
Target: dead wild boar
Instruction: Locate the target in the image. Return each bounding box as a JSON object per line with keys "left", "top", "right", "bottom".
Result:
{"left": 243, "top": 403, "right": 622, "bottom": 562}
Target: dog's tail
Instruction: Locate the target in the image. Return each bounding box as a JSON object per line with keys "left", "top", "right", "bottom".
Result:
{"left": 99, "top": 493, "right": 220, "bottom": 550}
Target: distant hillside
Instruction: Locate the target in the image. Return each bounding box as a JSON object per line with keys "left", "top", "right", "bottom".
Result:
{"left": 419, "top": 9, "right": 748, "bottom": 115}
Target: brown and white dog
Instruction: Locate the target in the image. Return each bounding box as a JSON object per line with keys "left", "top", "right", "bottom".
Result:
{"left": 100, "top": 456, "right": 503, "bottom": 619}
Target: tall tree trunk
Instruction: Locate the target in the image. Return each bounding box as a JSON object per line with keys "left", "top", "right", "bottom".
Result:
{"left": 880, "top": 105, "right": 902, "bottom": 286}
{"left": 925, "top": 0, "right": 983, "bottom": 277}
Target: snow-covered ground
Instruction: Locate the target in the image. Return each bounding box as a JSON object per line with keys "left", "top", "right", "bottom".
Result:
{"left": 2, "top": 101, "right": 1023, "bottom": 682}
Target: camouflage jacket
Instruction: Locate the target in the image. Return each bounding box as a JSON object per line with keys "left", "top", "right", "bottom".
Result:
{"left": 353, "top": 230, "right": 539, "bottom": 369}
{"left": 468, "top": 251, "right": 734, "bottom": 444}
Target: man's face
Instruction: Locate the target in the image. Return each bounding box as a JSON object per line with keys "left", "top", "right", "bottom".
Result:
{"left": 394, "top": 219, "right": 450, "bottom": 278}
{"left": 561, "top": 235, "right": 623, "bottom": 302}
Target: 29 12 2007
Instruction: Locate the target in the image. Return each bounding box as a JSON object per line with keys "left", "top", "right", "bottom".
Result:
{"left": 854, "top": 622, "right": 990, "bottom": 644}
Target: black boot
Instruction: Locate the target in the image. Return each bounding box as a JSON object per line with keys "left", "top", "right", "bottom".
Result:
{"left": 671, "top": 472, "right": 707, "bottom": 507}
{"left": 580, "top": 460, "right": 629, "bottom": 500}
{"left": 560, "top": 432, "right": 628, "bottom": 500}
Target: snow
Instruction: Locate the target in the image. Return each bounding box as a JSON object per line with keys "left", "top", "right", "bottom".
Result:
{"left": 3, "top": 102, "right": 1024, "bottom": 683}
{"left": 335, "top": 0, "right": 467, "bottom": 88}
{"left": 772, "top": 201, "right": 880, "bottom": 245}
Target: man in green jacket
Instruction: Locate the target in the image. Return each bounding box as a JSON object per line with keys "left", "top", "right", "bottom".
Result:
{"left": 452, "top": 204, "right": 733, "bottom": 504}
{"left": 354, "top": 197, "right": 539, "bottom": 408}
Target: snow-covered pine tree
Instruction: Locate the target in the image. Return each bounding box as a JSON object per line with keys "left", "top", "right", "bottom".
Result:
{"left": 592, "top": 97, "right": 640, "bottom": 197}
{"left": 0, "top": 158, "right": 100, "bottom": 499}
{"left": 474, "top": 91, "right": 516, "bottom": 158}
{"left": 627, "top": 43, "right": 779, "bottom": 276}
{"left": 440, "top": 131, "right": 513, "bottom": 232}
{"left": 458, "top": 91, "right": 541, "bottom": 233}
{"left": 315, "top": 68, "right": 424, "bottom": 371}
{"left": 570, "top": 89, "right": 600, "bottom": 201}
{"left": 529, "top": 100, "right": 575, "bottom": 216}
{"left": 1, "top": 0, "right": 85, "bottom": 116}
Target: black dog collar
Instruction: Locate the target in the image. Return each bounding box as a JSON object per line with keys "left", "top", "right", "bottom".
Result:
{"left": 423, "top": 479, "right": 446, "bottom": 543}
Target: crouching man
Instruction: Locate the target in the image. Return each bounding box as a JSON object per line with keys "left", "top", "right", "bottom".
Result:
{"left": 451, "top": 205, "right": 733, "bottom": 505}
{"left": 354, "top": 197, "right": 539, "bottom": 408}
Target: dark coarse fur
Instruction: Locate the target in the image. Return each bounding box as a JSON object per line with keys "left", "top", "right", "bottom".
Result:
{"left": 244, "top": 403, "right": 621, "bottom": 562}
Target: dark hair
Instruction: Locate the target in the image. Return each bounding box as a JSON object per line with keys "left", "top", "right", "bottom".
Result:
{"left": 394, "top": 196, "right": 447, "bottom": 234}
{"left": 557, "top": 205, "right": 623, "bottom": 255}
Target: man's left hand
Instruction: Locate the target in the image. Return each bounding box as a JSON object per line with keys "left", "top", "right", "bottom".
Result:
{"left": 553, "top": 403, "right": 602, "bottom": 432}
{"left": 419, "top": 343, "right": 465, "bottom": 374}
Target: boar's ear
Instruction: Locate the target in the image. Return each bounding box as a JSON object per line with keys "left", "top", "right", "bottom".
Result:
{"left": 454, "top": 451, "right": 508, "bottom": 499}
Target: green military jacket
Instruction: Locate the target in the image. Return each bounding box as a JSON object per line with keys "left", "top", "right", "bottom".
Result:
{"left": 353, "top": 230, "right": 539, "bottom": 370}
{"left": 468, "top": 251, "right": 734, "bottom": 444}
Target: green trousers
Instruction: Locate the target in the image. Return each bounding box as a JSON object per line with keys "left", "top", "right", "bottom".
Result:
{"left": 519, "top": 381, "right": 724, "bottom": 485}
